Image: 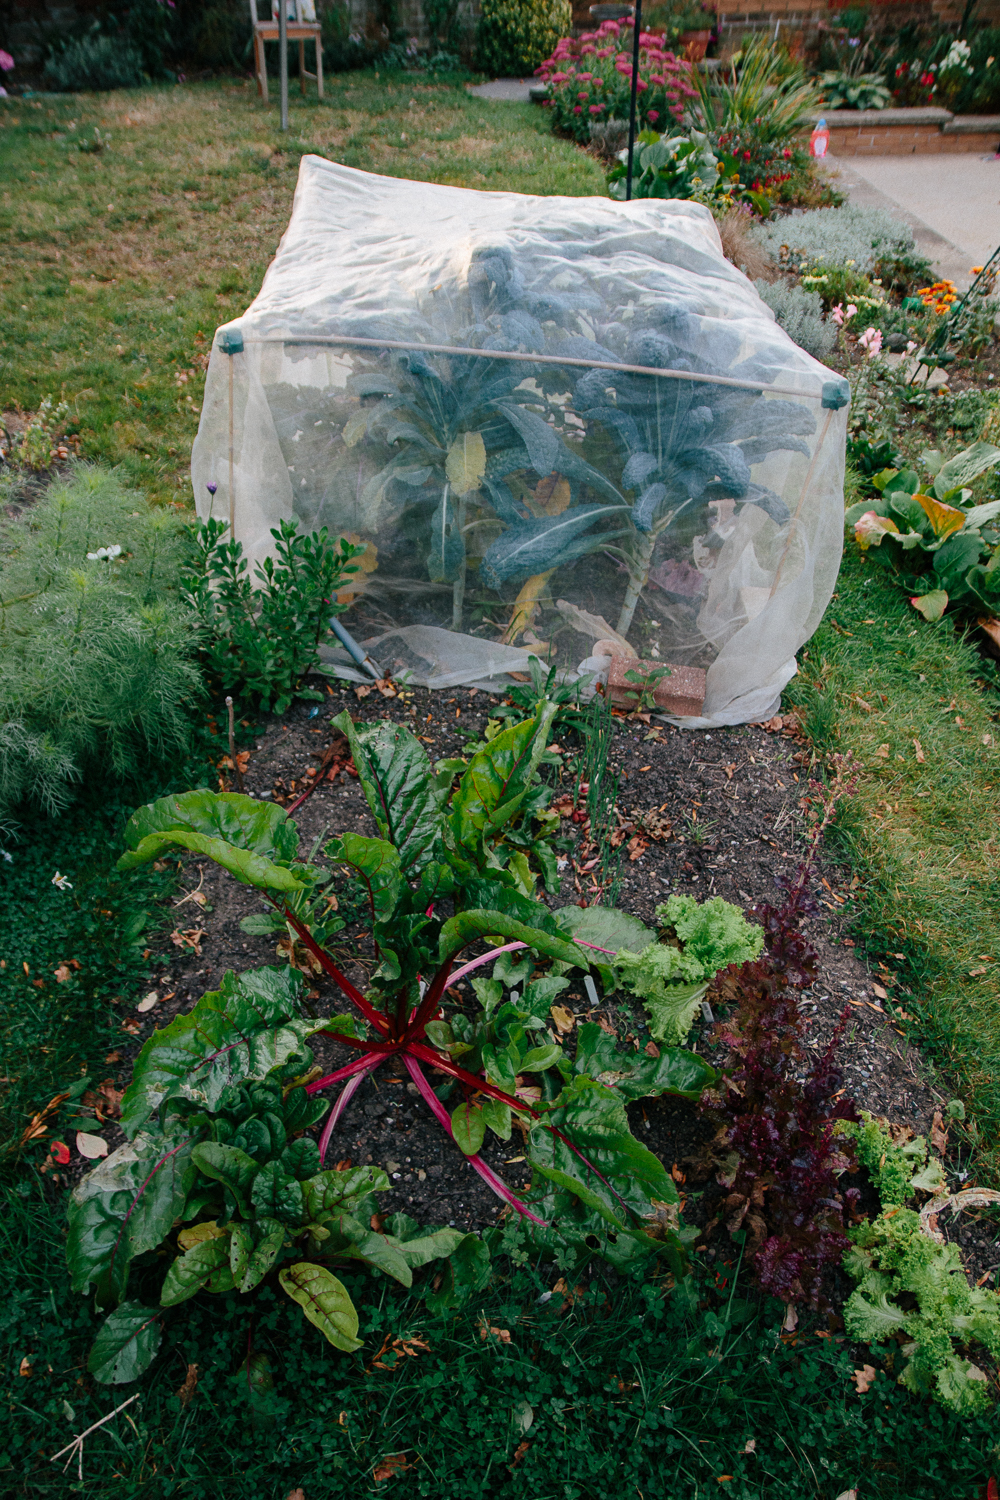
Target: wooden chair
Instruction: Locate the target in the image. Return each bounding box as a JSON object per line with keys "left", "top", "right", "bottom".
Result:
{"left": 249, "top": 0, "right": 324, "bottom": 104}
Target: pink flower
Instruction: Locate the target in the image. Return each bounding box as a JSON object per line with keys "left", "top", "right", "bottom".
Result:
{"left": 647, "top": 109, "right": 659, "bottom": 122}
{"left": 859, "top": 327, "right": 883, "bottom": 357}
{"left": 636, "top": 78, "right": 648, "bottom": 90}
{"left": 650, "top": 72, "right": 664, "bottom": 83}
{"left": 589, "top": 104, "right": 603, "bottom": 114}
{"left": 831, "top": 303, "right": 858, "bottom": 326}
{"left": 551, "top": 71, "right": 568, "bottom": 82}
{"left": 0, "top": 49, "right": 14, "bottom": 71}
{"left": 577, "top": 71, "right": 592, "bottom": 79}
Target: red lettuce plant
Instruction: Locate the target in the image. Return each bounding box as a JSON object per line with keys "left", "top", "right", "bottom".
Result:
{"left": 699, "top": 763, "right": 861, "bottom": 1309}
{"left": 536, "top": 19, "right": 696, "bottom": 144}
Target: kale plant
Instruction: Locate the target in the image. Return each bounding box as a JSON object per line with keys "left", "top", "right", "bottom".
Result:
{"left": 78, "top": 702, "right": 716, "bottom": 1378}
{"left": 563, "top": 311, "right": 816, "bottom": 633}
{"left": 181, "top": 516, "right": 364, "bottom": 714}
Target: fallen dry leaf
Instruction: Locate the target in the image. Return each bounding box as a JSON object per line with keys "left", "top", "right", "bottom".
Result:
{"left": 510, "top": 1440, "right": 530, "bottom": 1469}
{"left": 834, "top": 1491, "right": 858, "bottom": 1500}
{"left": 75, "top": 1131, "right": 109, "bottom": 1160}
{"left": 549, "top": 1004, "right": 575, "bottom": 1036}
{"left": 852, "top": 1364, "right": 877, "bottom": 1393}
{"left": 49, "top": 1139, "right": 71, "bottom": 1165}
{"left": 742, "top": 1439, "right": 756, "bottom": 1454}
{"left": 19, "top": 1357, "right": 33, "bottom": 1377}
{"left": 105, "top": 1051, "right": 121, "bottom": 1064}
{"left": 137, "top": 991, "right": 159, "bottom": 1014}
{"left": 781, "top": 1304, "right": 798, "bottom": 1332}
{"left": 121, "top": 1017, "right": 141, "bottom": 1035}
{"left": 177, "top": 1363, "right": 199, "bottom": 1408}
{"left": 872, "top": 983, "right": 888, "bottom": 999}
{"left": 874, "top": 744, "right": 890, "bottom": 759}
{"left": 367, "top": 1333, "right": 431, "bottom": 1371}
{"left": 171, "top": 926, "right": 206, "bottom": 956}
{"left": 372, "top": 1453, "right": 411, "bottom": 1483}
{"left": 913, "top": 738, "right": 925, "bottom": 763}
{"left": 930, "top": 1110, "right": 949, "bottom": 1155}
{"left": 644, "top": 1039, "right": 660, "bottom": 1057}
{"left": 477, "top": 1317, "right": 511, "bottom": 1343}
{"left": 284, "top": 1490, "right": 306, "bottom": 1500}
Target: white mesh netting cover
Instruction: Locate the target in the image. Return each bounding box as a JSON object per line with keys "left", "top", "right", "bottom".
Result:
{"left": 191, "top": 157, "right": 849, "bottom": 725}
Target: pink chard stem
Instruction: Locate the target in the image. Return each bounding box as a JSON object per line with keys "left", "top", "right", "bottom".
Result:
{"left": 318, "top": 1060, "right": 382, "bottom": 1165}
{"left": 403, "top": 1055, "right": 548, "bottom": 1227}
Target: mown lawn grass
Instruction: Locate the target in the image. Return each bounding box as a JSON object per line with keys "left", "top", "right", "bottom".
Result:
{"left": 784, "top": 546, "right": 1000, "bottom": 1178}
{"left": 0, "top": 77, "right": 603, "bottom": 501}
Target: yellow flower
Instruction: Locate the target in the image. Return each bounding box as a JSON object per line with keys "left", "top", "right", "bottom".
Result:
{"left": 971, "top": 265, "right": 984, "bottom": 275}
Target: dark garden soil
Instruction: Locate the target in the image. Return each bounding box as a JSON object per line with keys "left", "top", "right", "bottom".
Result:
{"left": 95, "top": 680, "right": 997, "bottom": 1288}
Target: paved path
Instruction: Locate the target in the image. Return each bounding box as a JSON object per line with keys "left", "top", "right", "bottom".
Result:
{"left": 829, "top": 153, "right": 1000, "bottom": 289}
{"left": 467, "top": 78, "right": 534, "bottom": 102}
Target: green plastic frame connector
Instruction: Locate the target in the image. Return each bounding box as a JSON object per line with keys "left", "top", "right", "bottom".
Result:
{"left": 821, "top": 379, "right": 850, "bottom": 410}
{"left": 218, "top": 329, "right": 244, "bottom": 356}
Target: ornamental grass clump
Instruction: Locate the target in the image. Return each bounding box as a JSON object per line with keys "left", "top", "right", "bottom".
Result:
{"left": 536, "top": 19, "right": 696, "bottom": 144}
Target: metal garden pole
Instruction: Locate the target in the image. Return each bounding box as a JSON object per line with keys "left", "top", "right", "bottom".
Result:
{"left": 279, "top": 0, "right": 289, "bottom": 131}
{"left": 625, "top": 0, "right": 642, "bottom": 200}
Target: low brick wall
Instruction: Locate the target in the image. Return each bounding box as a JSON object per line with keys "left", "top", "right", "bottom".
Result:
{"left": 810, "top": 108, "right": 1000, "bottom": 157}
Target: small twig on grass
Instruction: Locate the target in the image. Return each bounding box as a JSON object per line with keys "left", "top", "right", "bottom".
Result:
{"left": 50, "top": 1393, "right": 140, "bottom": 1483}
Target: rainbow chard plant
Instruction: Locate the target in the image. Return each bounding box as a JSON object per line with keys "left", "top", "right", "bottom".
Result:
{"left": 68, "top": 705, "right": 715, "bottom": 1383}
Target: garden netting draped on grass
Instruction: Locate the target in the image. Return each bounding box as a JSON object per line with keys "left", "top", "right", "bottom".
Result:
{"left": 191, "top": 157, "right": 849, "bottom": 725}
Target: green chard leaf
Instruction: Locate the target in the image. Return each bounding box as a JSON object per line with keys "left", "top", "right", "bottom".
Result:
{"left": 67, "top": 1120, "right": 200, "bottom": 1308}
{"left": 251, "top": 1161, "right": 305, "bottom": 1223}
{"left": 451, "top": 1100, "right": 486, "bottom": 1156}
{"left": 424, "top": 1234, "right": 492, "bottom": 1315}
{"left": 332, "top": 711, "right": 444, "bottom": 873}
{"left": 324, "top": 832, "right": 403, "bottom": 921}
{"left": 278, "top": 1263, "right": 363, "bottom": 1352}
{"left": 119, "top": 966, "right": 319, "bottom": 1137}
{"left": 438, "top": 909, "right": 585, "bottom": 969}
{"left": 88, "top": 1303, "right": 162, "bottom": 1385}
{"left": 190, "top": 1142, "right": 260, "bottom": 1215}
{"left": 302, "top": 1164, "right": 391, "bottom": 1222}
{"left": 573, "top": 1022, "right": 717, "bottom": 1101}
{"left": 529, "top": 1077, "right": 677, "bottom": 1231}
{"left": 161, "top": 1235, "right": 235, "bottom": 1306}
{"left": 117, "top": 790, "right": 305, "bottom": 892}
{"left": 451, "top": 705, "right": 557, "bottom": 847}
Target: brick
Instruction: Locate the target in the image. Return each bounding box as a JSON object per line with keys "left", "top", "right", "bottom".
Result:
{"left": 605, "top": 656, "right": 706, "bottom": 718}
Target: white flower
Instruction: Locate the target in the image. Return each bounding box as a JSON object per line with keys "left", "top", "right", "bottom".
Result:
{"left": 86, "top": 544, "right": 123, "bottom": 561}
{"left": 51, "top": 871, "right": 73, "bottom": 890}
{"left": 1, "top": 850, "right": 12, "bottom": 863}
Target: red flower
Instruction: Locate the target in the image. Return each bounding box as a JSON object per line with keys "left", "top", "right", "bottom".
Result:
{"left": 50, "top": 1140, "right": 71, "bottom": 1165}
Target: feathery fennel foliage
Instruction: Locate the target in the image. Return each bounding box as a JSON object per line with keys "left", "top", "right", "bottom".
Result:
{"left": 0, "top": 466, "right": 201, "bottom": 828}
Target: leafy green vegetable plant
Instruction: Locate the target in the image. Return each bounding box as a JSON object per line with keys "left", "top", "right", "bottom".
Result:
{"left": 608, "top": 129, "right": 739, "bottom": 207}
{"left": 846, "top": 440, "right": 1000, "bottom": 620}
{"left": 844, "top": 1208, "right": 1000, "bottom": 1414}
{"left": 612, "top": 895, "right": 764, "bottom": 1043}
{"left": 65, "top": 975, "right": 471, "bottom": 1382}
{"left": 180, "top": 515, "right": 364, "bottom": 713}
{"left": 837, "top": 1112, "right": 947, "bottom": 1204}
{"left": 85, "top": 703, "right": 717, "bottom": 1376}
